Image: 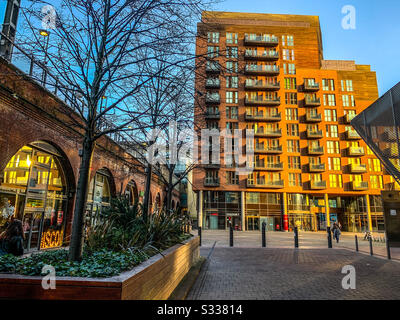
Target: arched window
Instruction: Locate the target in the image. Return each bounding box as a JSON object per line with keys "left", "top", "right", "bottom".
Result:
{"left": 87, "top": 169, "right": 112, "bottom": 222}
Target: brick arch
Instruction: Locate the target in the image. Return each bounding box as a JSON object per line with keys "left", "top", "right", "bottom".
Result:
{"left": 96, "top": 167, "right": 117, "bottom": 198}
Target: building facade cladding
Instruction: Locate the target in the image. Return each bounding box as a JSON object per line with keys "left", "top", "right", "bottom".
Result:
{"left": 0, "top": 57, "right": 179, "bottom": 251}
{"left": 192, "top": 11, "right": 391, "bottom": 232}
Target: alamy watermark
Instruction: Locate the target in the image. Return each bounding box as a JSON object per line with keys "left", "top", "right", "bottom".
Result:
{"left": 41, "top": 265, "right": 56, "bottom": 290}
{"left": 342, "top": 5, "right": 356, "bottom": 30}
{"left": 341, "top": 265, "right": 356, "bottom": 289}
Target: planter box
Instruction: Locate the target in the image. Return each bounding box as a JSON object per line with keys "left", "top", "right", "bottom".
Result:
{"left": 0, "top": 236, "right": 199, "bottom": 300}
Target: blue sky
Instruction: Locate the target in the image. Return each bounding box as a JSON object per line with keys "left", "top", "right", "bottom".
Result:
{"left": 212, "top": 0, "right": 400, "bottom": 95}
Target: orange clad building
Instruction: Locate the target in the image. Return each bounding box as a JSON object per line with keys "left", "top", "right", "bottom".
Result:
{"left": 192, "top": 11, "right": 395, "bottom": 232}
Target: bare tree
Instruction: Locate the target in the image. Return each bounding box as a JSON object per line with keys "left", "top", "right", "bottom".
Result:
{"left": 10, "top": 0, "right": 207, "bottom": 261}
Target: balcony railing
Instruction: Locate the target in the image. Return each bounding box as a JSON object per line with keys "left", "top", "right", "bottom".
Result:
{"left": 205, "top": 94, "right": 220, "bottom": 104}
{"left": 308, "top": 146, "right": 324, "bottom": 155}
{"left": 303, "top": 97, "right": 321, "bottom": 107}
{"left": 205, "top": 78, "right": 220, "bottom": 88}
{"left": 245, "top": 112, "right": 281, "bottom": 121}
{"left": 252, "top": 145, "right": 283, "bottom": 154}
{"left": 205, "top": 64, "right": 221, "bottom": 73}
{"left": 204, "top": 111, "right": 220, "bottom": 120}
{"left": 349, "top": 163, "right": 367, "bottom": 173}
{"left": 254, "top": 128, "right": 282, "bottom": 137}
{"left": 244, "top": 35, "right": 279, "bottom": 46}
{"left": 244, "top": 79, "right": 280, "bottom": 91}
{"left": 305, "top": 113, "right": 322, "bottom": 122}
{"left": 303, "top": 82, "right": 320, "bottom": 91}
{"left": 202, "top": 163, "right": 220, "bottom": 169}
{"left": 352, "top": 181, "right": 369, "bottom": 191}
{"left": 253, "top": 162, "right": 284, "bottom": 171}
{"left": 245, "top": 97, "right": 281, "bottom": 106}
{"left": 310, "top": 180, "right": 327, "bottom": 190}
{"left": 346, "top": 129, "right": 361, "bottom": 140}
{"left": 244, "top": 50, "right": 279, "bottom": 60}
{"left": 348, "top": 146, "right": 365, "bottom": 156}
{"left": 306, "top": 129, "right": 323, "bottom": 138}
{"left": 244, "top": 65, "right": 280, "bottom": 75}
{"left": 204, "top": 177, "right": 220, "bottom": 187}
{"left": 246, "top": 179, "right": 284, "bottom": 188}
{"left": 309, "top": 163, "right": 326, "bottom": 172}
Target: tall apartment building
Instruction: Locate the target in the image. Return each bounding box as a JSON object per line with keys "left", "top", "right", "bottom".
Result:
{"left": 192, "top": 11, "right": 394, "bottom": 233}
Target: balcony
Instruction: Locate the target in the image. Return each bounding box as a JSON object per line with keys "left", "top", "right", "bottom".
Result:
{"left": 202, "top": 163, "right": 220, "bottom": 169}
{"left": 308, "top": 146, "right": 324, "bottom": 155}
{"left": 303, "top": 97, "right": 321, "bottom": 107}
{"left": 254, "top": 128, "right": 282, "bottom": 138}
{"left": 204, "top": 111, "right": 220, "bottom": 120}
{"left": 245, "top": 97, "right": 281, "bottom": 106}
{"left": 246, "top": 179, "right": 284, "bottom": 188}
{"left": 306, "top": 129, "right": 323, "bottom": 139}
{"left": 205, "top": 94, "right": 220, "bottom": 104}
{"left": 303, "top": 82, "right": 320, "bottom": 92}
{"left": 205, "top": 79, "right": 220, "bottom": 89}
{"left": 252, "top": 145, "right": 283, "bottom": 154}
{"left": 245, "top": 112, "right": 281, "bottom": 122}
{"left": 344, "top": 113, "right": 356, "bottom": 124}
{"left": 349, "top": 163, "right": 367, "bottom": 173}
{"left": 253, "top": 162, "right": 284, "bottom": 171}
{"left": 352, "top": 181, "right": 369, "bottom": 191}
{"left": 205, "top": 64, "right": 221, "bottom": 73}
{"left": 244, "top": 35, "right": 279, "bottom": 46}
{"left": 346, "top": 129, "right": 361, "bottom": 140}
{"left": 348, "top": 146, "right": 365, "bottom": 156}
{"left": 204, "top": 177, "right": 220, "bottom": 187}
{"left": 309, "top": 163, "right": 326, "bottom": 173}
{"left": 305, "top": 113, "right": 322, "bottom": 122}
{"left": 244, "top": 50, "right": 279, "bottom": 61}
{"left": 385, "top": 146, "right": 399, "bottom": 158}
{"left": 310, "top": 180, "right": 327, "bottom": 190}
{"left": 244, "top": 79, "right": 280, "bottom": 91}
{"left": 244, "top": 65, "right": 280, "bottom": 76}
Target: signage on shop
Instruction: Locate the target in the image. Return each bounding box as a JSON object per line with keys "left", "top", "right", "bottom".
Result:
{"left": 40, "top": 229, "right": 63, "bottom": 249}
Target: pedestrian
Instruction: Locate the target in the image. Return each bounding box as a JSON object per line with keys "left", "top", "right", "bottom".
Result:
{"left": 0, "top": 219, "right": 24, "bottom": 256}
{"left": 332, "top": 222, "right": 341, "bottom": 243}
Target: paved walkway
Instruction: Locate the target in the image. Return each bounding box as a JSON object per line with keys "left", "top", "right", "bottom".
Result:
{"left": 187, "top": 231, "right": 400, "bottom": 300}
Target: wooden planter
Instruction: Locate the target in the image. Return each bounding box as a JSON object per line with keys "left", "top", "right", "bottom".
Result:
{"left": 0, "top": 236, "right": 200, "bottom": 300}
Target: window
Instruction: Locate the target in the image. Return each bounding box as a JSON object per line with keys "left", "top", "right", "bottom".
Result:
{"left": 284, "top": 77, "right": 297, "bottom": 90}
{"left": 285, "top": 92, "right": 297, "bottom": 105}
{"left": 328, "top": 157, "right": 341, "bottom": 171}
{"left": 226, "top": 106, "right": 238, "bottom": 119}
{"left": 327, "top": 141, "right": 340, "bottom": 154}
{"left": 323, "top": 94, "right": 336, "bottom": 106}
{"left": 226, "top": 61, "right": 238, "bottom": 73}
{"left": 282, "top": 35, "right": 294, "bottom": 46}
{"left": 287, "top": 140, "right": 300, "bottom": 153}
{"left": 226, "top": 76, "right": 238, "bottom": 88}
{"left": 370, "top": 175, "right": 383, "bottom": 189}
{"left": 368, "top": 159, "right": 382, "bottom": 172}
{"left": 283, "top": 49, "right": 294, "bottom": 61}
{"left": 285, "top": 108, "right": 298, "bottom": 121}
{"left": 226, "top": 33, "right": 238, "bottom": 44}
{"left": 226, "top": 46, "right": 238, "bottom": 58}
{"left": 226, "top": 171, "right": 239, "bottom": 185}
{"left": 322, "top": 79, "right": 335, "bottom": 91}
{"left": 207, "top": 46, "right": 219, "bottom": 58}
{"left": 206, "top": 121, "right": 219, "bottom": 129}
{"left": 288, "top": 156, "right": 301, "bottom": 169}
{"left": 226, "top": 91, "right": 238, "bottom": 104}
{"left": 207, "top": 32, "right": 219, "bottom": 43}
{"left": 343, "top": 95, "right": 356, "bottom": 107}
{"left": 324, "top": 109, "right": 337, "bottom": 122}
{"left": 341, "top": 80, "right": 354, "bottom": 92}
{"left": 329, "top": 174, "right": 343, "bottom": 188}
{"left": 289, "top": 173, "right": 302, "bottom": 187}
{"left": 326, "top": 125, "right": 338, "bottom": 138}
{"left": 288, "top": 63, "right": 296, "bottom": 74}
{"left": 286, "top": 124, "right": 299, "bottom": 137}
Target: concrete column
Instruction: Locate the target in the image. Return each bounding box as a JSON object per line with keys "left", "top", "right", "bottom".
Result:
{"left": 283, "top": 192, "right": 288, "bottom": 231}
{"left": 241, "top": 191, "right": 246, "bottom": 231}
{"left": 365, "top": 195, "right": 373, "bottom": 232}
{"left": 325, "top": 193, "right": 330, "bottom": 228}
{"left": 198, "top": 191, "right": 203, "bottom": 228}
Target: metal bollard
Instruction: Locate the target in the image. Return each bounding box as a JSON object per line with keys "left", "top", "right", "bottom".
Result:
{"left": 355, "top": 235, "right": 359, "bottom": 252}
{"left": 386, "top": 235, "right": 391, "bottom": 260}
{"left": 369, "top": 236, "right": 373, "bottom": 255}
{"left": 327, "top": 226, "right": 332, "bottom": 248}
{"left": 229, "top": 224, "right": 233, "bottom": 247}
{"left": 294, "top": 226, "right": 299, "bottom": 248}
{"left": 262, "top": 222, "right": 266, "bottom": 247}
{"left": 198, "top": 226, "right": 202, "bottom": 247}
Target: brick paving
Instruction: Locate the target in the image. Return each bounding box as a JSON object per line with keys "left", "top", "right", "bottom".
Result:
{"left": 187, "top": 231, "right": 400, "bottom": 300}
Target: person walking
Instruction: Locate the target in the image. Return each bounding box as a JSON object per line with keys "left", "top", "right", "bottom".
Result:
{"left": 0, "top": 219, "right": 24, "bottom": 256}
{"left": 331, "top": 222, "right": 341, "bottom": 243}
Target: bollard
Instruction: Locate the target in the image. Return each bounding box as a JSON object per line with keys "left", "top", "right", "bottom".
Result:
{"left": 229, "top": 224, "right": 233, "bottom": 247}
{"left": 262, "top": 222, "right": 266, "bottom": 247}
{"left": 198, "top": 226, "right": 202, "bottom": 247}
{"left": 327, "top": 226, "right": 332, "bottom": 248}
{"left": 369, "top": 236, "right": 373, "bottom": 255}
{"left": 294, "top": 226, "right": 299, "bottom": 248}
{"left": 386, "top": 235, "right": 391, "bottom": 260}
{"left": 355, "top": 235, "right": 359, "bottom": 252}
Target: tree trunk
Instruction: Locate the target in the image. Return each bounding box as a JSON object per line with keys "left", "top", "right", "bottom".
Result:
{"left": 166, "top": 169, "right": 174, "bottom": 213}
{"left": 142, "top": 163, "right": 152, "bottom": 222}
{"left": 68, "top": 137, "right": 94, "bottom": 261}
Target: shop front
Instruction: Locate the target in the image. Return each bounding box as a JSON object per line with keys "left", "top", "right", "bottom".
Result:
{"left": 0, "top": 142, "right": 70, "bottom": 251}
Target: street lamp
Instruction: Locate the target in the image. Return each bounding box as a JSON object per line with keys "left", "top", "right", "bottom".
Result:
{"left": 39, "top": 29, "right": 50, "bottom": 85}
